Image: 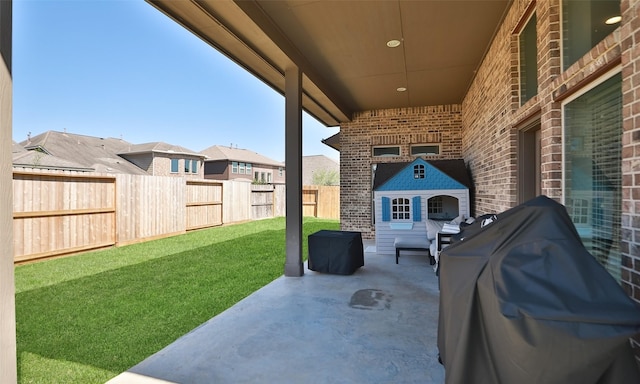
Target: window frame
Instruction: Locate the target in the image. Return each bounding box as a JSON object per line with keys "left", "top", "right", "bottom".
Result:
{"left": 410, "top": 144, "right": 440, "bottom": 156}
{"left": 170, "top": 158, "right": 179, "bottom": 173}
{"left": 561, "top": 0, "right": 620, "bottom": 71}
{"left": 518, "top": 12, "right": 537, "bottom": 105}
{"left": 391, "top": 197, "right": 411, "bottom": 221}
{"left": 373, "top": 146, "right": 401, "bottom": 157}
{"left": 560, "top": 66, "right": 621, "bottom": 201}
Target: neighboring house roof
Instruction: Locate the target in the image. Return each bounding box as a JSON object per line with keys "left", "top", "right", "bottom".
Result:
{"left": 118, "top": 142, "right": 205, "bottom": 158}
{"left": 12, "top": 140, "right": 93, "bottom": 171}
{"left": 373, "top": 158, "right": 471, "bottom": 191}
{"left": 303, "top": 155, "right": 339, "bottom": 185}
{"left": 21, "top": 130, "right": 148, "bottom": 175}
{"left": 200, "top": 145, "right": 284, "bottom": 167}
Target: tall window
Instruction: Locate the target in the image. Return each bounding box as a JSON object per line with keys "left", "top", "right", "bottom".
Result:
{"left": 519, "top": 13, "right": 537, "bottom": 104}
{"left": 563, "top": 72, "right": 621, "bottom": 280}
{"left": 170, "top": 158, "right": 179, "bottom": 173}
{"left": 392, "top": 198, "right": 411, "bottom": 220}
{"left": 184, "top": 159, "right": 190, "bottom": 173}
{"left": 246, "top": 163, "right": 252, "bottom": 175}
{"left": 562, "top": 0, "right": 620, "bottom": 70}
{"left": 239, "top": 162, "right": 245, "bottom": 174}
{"left": 232, "top": 162, "right": 238, "bottom": 174}
{"left": 191, "top": 160, "right": 198, "bottom": 173}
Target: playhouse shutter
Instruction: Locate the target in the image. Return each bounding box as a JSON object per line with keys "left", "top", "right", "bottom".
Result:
{"left": 412, "top": 196, "right": 421, "bottom": 222}
{"left": 381, "top": 197, "right": 390, "bottom": 221}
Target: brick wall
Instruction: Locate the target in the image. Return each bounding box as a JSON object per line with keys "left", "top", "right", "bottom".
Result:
{"left": 340, "top": 105, "right": 463, "bottom": 238}
{"left": 621, "top": 0, "right": 640, "bottom": 354}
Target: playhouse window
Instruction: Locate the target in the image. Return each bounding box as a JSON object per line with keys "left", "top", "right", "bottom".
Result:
{"left": 392, "top": 198, "right": 411, "bottom": 220}
{"left": 428, "top": 196, "right": 443, "bottom": 215}
{"left": 413, "top": 164, "right": 425, "bottom": 179}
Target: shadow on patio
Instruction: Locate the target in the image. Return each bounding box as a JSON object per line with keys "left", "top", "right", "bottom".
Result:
{"left": 107, "top": 240, "right": 445, "bottom": 383}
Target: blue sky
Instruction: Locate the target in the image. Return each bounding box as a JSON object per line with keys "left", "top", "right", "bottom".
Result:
{"left": 12, "top": 0, "right": 340, "bottom": 162}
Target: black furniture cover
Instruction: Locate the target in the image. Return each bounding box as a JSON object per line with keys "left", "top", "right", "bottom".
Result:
{"left": 438, "top": 196, "right": 640, "bottom": 384}
{"left": 308, "top": 230, "right": 364, "bottom": 275}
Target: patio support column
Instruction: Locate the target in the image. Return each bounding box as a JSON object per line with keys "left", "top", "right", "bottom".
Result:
{"left": 284, "top": 65, "right": 304, "bottom": 277}
{"left": 0, "top": 1, "right": 17, "bottom": 383}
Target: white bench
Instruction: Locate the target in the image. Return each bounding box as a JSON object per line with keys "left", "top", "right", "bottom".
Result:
{"left": 394, "top": 237, "right": 431, "bottom": 264}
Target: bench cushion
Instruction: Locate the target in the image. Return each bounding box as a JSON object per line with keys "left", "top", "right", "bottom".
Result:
{"left": 394, "top": 237, "right": 430, "bottom": 249}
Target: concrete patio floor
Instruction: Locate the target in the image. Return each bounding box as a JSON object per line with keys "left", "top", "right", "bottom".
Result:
{"left": 107, "top": 241, "right": 445, "bottom": 384}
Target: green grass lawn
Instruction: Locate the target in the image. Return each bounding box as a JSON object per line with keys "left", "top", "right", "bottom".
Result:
{"left": 15, "top": 217, "right": 340, "bottom": 384}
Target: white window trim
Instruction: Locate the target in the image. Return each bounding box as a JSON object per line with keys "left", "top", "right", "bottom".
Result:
{"left": 560, "top": 65, "right": 621, "bottom": 205}
{"left": 391, "top": 197, "right": 412, "bottom": 221}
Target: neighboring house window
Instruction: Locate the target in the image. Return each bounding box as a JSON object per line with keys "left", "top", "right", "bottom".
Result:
{"left": 413, "top": 164, "right": 425, "bottom": 179}
{"left": 391, "top": 198, "right": 411, "bottom": 220}
{"left": 411, "top": 145, "right": 439, "bottom": 156}
{"left": 563, "top": 72, "right": 621, "bottom": 280}
{"left": 246, "top": 163, "right": 252, "bottom": 175}
{"left": 261, "top": 172, "right": 266, "bottom": 182}
{"left": 191, "top": 160, "right": 198, "bottom": 173}
{"left": 562, "top": 0, "right": 619, "bottom": 70}
{"left": 232, "top": 162, "right": 238, "bottom": 174}
{"left": 373, "top": 146, "right": 400, "bottom": 157}
{"left": 267, "top": 173, "right": 272, "bottom": 183}
{"left": 171, "top": 159, "right": 179, "bottom": 173}
{"left": 254, "top": 171, "right": 259, "bottom": 181}
{"left": 184, "top": 159, "right": 190, "bottom": 173}
{"left": 279, "top": 167, "right": 283, "bottom": 176}
{"left": 519, "top": 12, "right": 537, "bottom": 104}
{"left": 239, "top": 162, "right": 245, "bottom": 174}
{"left": 428, "top": 196, "right": 443, "bottom": 215}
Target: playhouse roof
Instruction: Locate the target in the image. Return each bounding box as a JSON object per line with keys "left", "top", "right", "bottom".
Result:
{"left": 373, "top": 159, "right": 471, "bottom": 190}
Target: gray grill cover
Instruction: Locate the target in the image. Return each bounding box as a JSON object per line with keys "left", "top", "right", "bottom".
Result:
{"left": 438, "top": 196, "right": 640, "bottom": 384}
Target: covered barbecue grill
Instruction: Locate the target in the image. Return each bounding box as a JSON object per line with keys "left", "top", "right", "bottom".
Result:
{"left": 437, "top": 195, "right": 640, "bottom": 384}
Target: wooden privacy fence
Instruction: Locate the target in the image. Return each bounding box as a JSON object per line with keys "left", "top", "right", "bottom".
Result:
{"left": 186, "top": 180, "right": 223, "bottom": 231}
{"left": 13, "top": 171, "right": 117, "bottom": 262}
{"left": 302, "top": 185, "right": 340, "bottom": 219}
{"left": 12, "top": 170, "right": 338, "bottom": 262}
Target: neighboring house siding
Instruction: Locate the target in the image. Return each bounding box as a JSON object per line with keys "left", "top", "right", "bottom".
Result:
{"left": 340, "top": 105, "right": 463, "bottom": 238}
{"left": 153, "top": 156, "right": 203, "bottom": 178}
{"left": 204, "top": 161, "right": 228, "bottom": 180}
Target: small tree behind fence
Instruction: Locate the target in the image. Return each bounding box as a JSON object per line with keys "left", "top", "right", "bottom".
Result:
{"left": 11, "top": 169, "right": 339, "bottom": 263}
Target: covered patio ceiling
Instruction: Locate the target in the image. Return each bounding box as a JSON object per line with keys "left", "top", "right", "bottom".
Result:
{"left": 147, "top": 0, "right": 512, "bottom": 127}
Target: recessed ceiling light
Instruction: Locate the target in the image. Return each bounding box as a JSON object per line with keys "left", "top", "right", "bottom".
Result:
{"left": 386, "top": 39, "right": 401, "bottom": 48}
{"left": 605, "top": 15, "right": 621, "bottom": 25}
{"left": 396, "top": 87, "right": 407, "bottom": 92}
